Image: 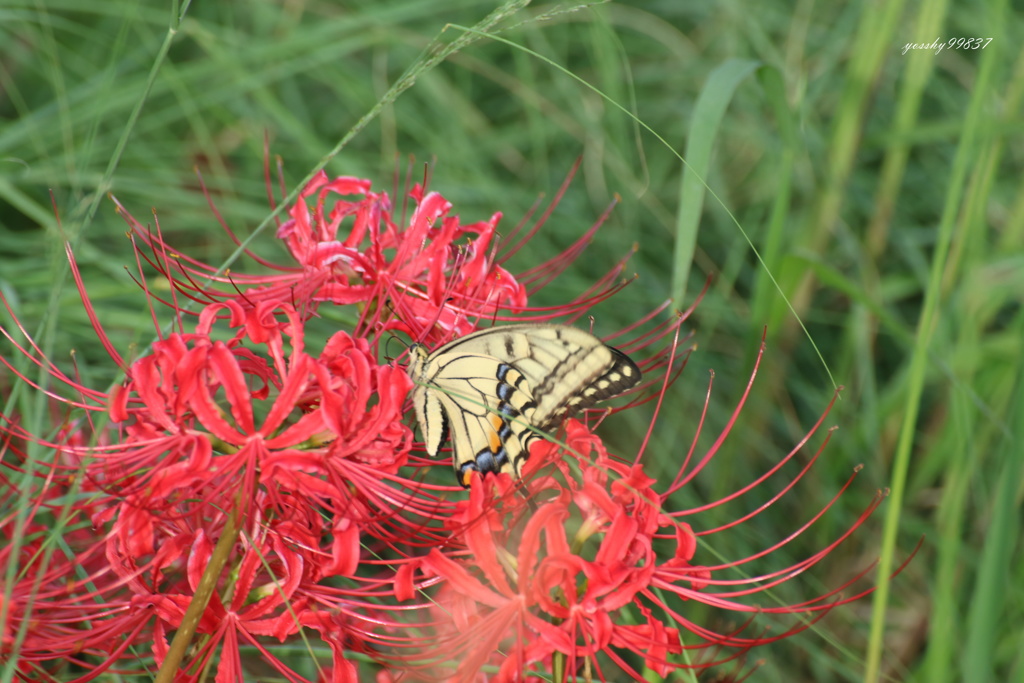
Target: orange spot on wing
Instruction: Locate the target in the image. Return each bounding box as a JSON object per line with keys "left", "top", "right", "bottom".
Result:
{"left": 487, "top": 413, "right": 504, "bottom": 452}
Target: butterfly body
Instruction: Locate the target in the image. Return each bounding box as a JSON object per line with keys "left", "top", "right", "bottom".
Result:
{"left": 407, "top": 324, "right": 641, "bottom": 486}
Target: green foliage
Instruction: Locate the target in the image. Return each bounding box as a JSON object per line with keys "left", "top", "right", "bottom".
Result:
{"left": 2, "top": 0, "right": 1022, "bottom": 681}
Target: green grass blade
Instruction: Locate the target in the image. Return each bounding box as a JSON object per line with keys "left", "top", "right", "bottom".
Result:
{"left": 670, "top": 58, "right": 760, "bottom": 306}
{"left": 863, "top": 0, "right": 1008, "bottom": 679}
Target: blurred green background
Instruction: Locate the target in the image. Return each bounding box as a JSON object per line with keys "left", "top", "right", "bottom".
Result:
{"left": 1, "top": 1, "right": 1021, "bottom": 681}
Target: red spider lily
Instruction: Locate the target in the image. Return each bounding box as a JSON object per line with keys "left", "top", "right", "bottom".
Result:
{"left": 0, "top": 167, "right": 901, "bottom": 683}
{"left": 0, "top": 297, "right": 420, "bottom": 680}
{"left": 390, "top": 463, "right": 694, "bottom": 682}
{"left": 121, "top": 160, "right": 630, "bottom": 346}
{"left": 384, "top": 344, "right": 903, "bottom": 682}
{"left": 1, "top": 166, "right": 653, "bottom": 680}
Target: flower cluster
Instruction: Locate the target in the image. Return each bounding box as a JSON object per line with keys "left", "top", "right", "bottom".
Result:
{"left": 1, "top": 167, "right": 889, "bottom": 682}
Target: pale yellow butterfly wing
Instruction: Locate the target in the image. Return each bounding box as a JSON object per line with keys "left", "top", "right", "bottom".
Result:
{"left": 407, "top": 324, "right": 641, "bottom": 486}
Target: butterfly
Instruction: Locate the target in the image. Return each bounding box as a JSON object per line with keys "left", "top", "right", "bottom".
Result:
{"left": 406, "top": 324, "right": 641, "bottom": 487}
